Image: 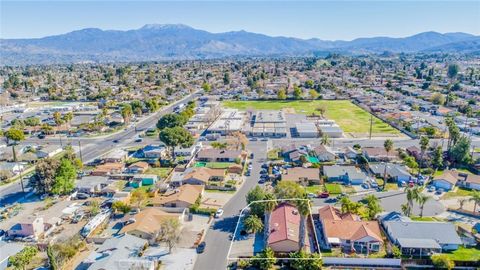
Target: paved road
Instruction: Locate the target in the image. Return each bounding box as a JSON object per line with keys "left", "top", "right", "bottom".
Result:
{"left": 0, "top": 93, "right": 197, "bottom": 206}
{"left": 193, "top": 141, "right": 267, "bottom": 270}
{"left": 311, "top": 190, "right": 445, "bottom": 217}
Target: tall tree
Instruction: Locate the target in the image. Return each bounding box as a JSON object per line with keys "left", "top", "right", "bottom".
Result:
{"left": 277, "top": 88, "right": 287, "bottom": 100}
{"left": 246, "top": 186, "right": 266, "bottom": 217}
{"left": 449, "top": 135, "right": 471, "bottom": 166}
{"left": 382, "top": 139, "right": 394, "bottom": 190}
{"left": 252, "top": 247, "right": 276, "bottom": 270}
{"left": 447, "top": 64, "right": 459, "bottom": 82}
{"left": 9, "top": 246, "right": 38, "bottom": 270}
{"left": 419, "top": 136, "right": 429, "bottom": 168}
{"left": 262, "top": 193, "right": 277, "bottom": 248}
{"left": 417, "top": 194, "right": 431, "bottom": 217}
{"left": 364, "top": 194, "right": 382, "bottom": 219}
{"left": 296, "top": 197, "right": 310, "bottom": 250}
{"left": 157, "top": 113, "right": 187, "bottom": 130}
{"left": 34, "top": 158, "right": 60, "bottom": 194}
{"left": 405, "top": 187, "right": 420, "bottom": 217}
{"left": 289, "top": 250, "right": 323, "bottom": 270}
{"left": 243, "top": 214, "right": 263, "bottom": 234}
{"left": 120, "top": 104, "right": 133, "bottom": 124}
{"left": 157, "top": 218, "right": 182, "bottom": 253}
{"left": 52, "top": 158, "right": 76, "bottom": 195}
{"left": 130, "top": 188, "right": 148, "bottom": 209}
{"left": 159, "top": 127, "right": 194, "bottom": 159}
{"left": 5, "top": 128, "right": 26, "bottom": 191}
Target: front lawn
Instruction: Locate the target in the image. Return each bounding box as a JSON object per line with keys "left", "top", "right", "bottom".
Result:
{"left": 205, "top": 162, "right": 235, "bottom": 169}
{"left": 325, "top": 183, "right": 343, "bottom": 194}
{"left": 222, "top": 100, "right": 400, "bottom": 134}
{"left": 145, "top": 167, "right": 172, "bottom": 178}
{"left": 441, "top": 187, "right": 476, "bottom": 200}
{"left": 410, "top": 216, "right": 439, "bottom": 222}
{"left": 444, "top": 246, "right": 480, "bottom": 261}
{"left": 305, "top": 185, "right": 324, "bottom": 194}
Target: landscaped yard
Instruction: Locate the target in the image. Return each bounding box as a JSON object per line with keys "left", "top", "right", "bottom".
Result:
{"left": 145, "top": 167, "right": 172, "bottom": 178}
{"left": 305, "top": 185, "right": 324, "bottom": 194}
{"left": 444, "top": 246, "right": 480, "bottom": 261}
{"left": 410, "top": 216, "right": 441, "bottom": 222}
{"left": 205, "top": 162, "right": 235, "bottom": 169}
{"left": 325, "top": 183, "right": 343, "bottom": 194}
{"left": 267, "top": 149, "right": 281, "bottom": 160}
{"left": 441, "top": 187, "right": 476, "bottom": 199}
{"left": 222, "top": 100, "right": 399, "bottom": 134}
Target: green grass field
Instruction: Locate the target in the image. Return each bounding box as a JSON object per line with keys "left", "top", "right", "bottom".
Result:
{"left": 325, "top": 183, "right": 343, "bottom": 194}
{"left": 445, "top": 246, "right": 480, "bottom": 261}
{"left": 222, "top": 100, "right": 399, "bottom": 134}
{"left": 145, "top": 167, "right": 172, "bottom": 178}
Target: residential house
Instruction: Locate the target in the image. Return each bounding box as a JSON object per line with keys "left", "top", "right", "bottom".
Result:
{"left": 406, "top": 146, "right": 421, "bottom": 160}
{"left": 103, "top": 149, "right": 128, "bottom": 163}
{"left": 267, "top": 203, "right": 307, "bottom": 253}
{"left": 180, "top": 167, "right": 225, "bottom": 186}
{"left": 323, "top": 165, "right": 368, "bottom": 185}
{"left": 152, "top": 184, "right": 204, "bottom": 208}
{"left": 318, "top": 206, "right": 383, "bottom": 253}
{"left": 0, "top": 162, "right": 24, "bottom": 176}
{"left": 76, "top": 176, "right": 109, "bottom": 194}
{"left": 0, "top": 242, "right": 24, "bottom": 270}
{"left": 196, "top": 149, "right": 244, "bottom": 163}
{"left": 456, "top": 172, "right": 480, "bottom": 191}
{"left": 36, "top": 145, "right": 62, "bottom": 158}
{"left": 141, "top": 145, "right": 168, "bottom": 159}
{"left": 282, "top": 144, "right": 309, "bottom": 164}
{"left": 174, "top": 145, "right": 196, "bottom": 158}
{"left": 369, "top": 163, "right": 412, "bottom": 184}
{"left": 91, "top": 162, "right": 125, "bottom": 176}
{"left": 8, "top": 216, "right": 44, "bottom": 239}
{"left": 381, "top": 214, "right": 462, "bottom": 255}
{"left": 127, "top": 161, "right": 149, "bottom": 174}
{"left": 431, "top": 170, "right": 459, "bottom": 191}
{"left": 313, "top": 145, "right": 336, "bottom": 162}
{"left": 84, "top": 234, "right": 153, "bottom": 270}
{"left": 131, "top": 174, "right": 158, "bottom": 188}
{"left": 342, "top": 146, "right": 358, "bottom": 160}
{"left": 362, "top": 147, "right": 398, "bottom": 162}
{"left": 119, "top": 208, "right": 181, "bottom": 244}
{"left": 282, "top": 167, "right": 321, "bottom": 185}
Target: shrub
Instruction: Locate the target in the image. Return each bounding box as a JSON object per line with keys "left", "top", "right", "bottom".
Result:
{"left": 431, "top": 254, "right": 454, "bottom": 270}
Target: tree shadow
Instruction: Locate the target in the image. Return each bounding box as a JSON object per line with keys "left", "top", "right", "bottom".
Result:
{"left": 211, "top": 215, "right": 239, "bottom": 233}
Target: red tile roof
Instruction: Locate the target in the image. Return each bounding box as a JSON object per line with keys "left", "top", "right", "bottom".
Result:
{"left": 268, "top": 203, "right": 302, "bottom": 245}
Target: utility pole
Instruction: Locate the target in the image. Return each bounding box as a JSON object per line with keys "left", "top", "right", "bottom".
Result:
{"left": 78, "top": 140, "right": 83, "bottom": 162}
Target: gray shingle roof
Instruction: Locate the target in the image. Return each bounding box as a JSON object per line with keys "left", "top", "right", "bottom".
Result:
{"left": 384, "top": 221, "right": 462, "bottom": 247}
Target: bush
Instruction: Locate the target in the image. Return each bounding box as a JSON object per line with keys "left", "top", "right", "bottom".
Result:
{"left": 392, "top": 245, "right": 401, "bottom": 258}
{"left": 190, "top": 207, "right": 217, "bottom": 216}
{"left": 431, "top": 254, "right": 454, "bottom": 270}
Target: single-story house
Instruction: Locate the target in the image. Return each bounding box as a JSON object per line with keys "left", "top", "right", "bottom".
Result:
{"left": 36, "top": 145, "right": 63, "bottom": 158}
{"left": 180, "top": 167, "right": 225, "bottom": 186}
{"left": 382, "top": 218, "right": 462, "bottom": 255}
{"left": 103, "top": 149, "right": 128, "bottom": 163}
{"left": 119, "top": 208, "right": 181, "bottom": 244}
{"left": 196, "top": 149, "right": 244, "bottom": 163}
{"left": 323, "top": 165, "right": 368, "bottom": 185}
{"left": 83, "top": 234, "right": 153, "bottom": 270}
{"left": 131, "top": 174, "right": 158, "bottom": 188}
{"left": 318, "top": 206, "right": 383, "bottom": 253}
{"left": 174, "top": 145, "right": 196, "bottom": 157}
{"left": 141, "top": 145, "right": 168, "bottom": 159}
{"left": 456, "top": 172, "right": 480, "bottom": 191}
{"left": 282, "top": 167, "right": 321, "bottom": 185}
{"left": 76, "top": 176, "right": 109, "bottom": 194}
{"left": 362, "top": 147, "right": 398, "bottom": 162}
{"left": 267, "top": 203, "right": 307, "bottom": 253}
{"left": 342, "top": 146, "right": 358, "bottom": 160}
{"left": 127, "top": 161, "right": 149, "bottom": 174}
{"left": 0, "top": 162, "right": 24, "bottom": 176}
{"left": 369, "top": 163, "right": 412, "bottom": 183}
{"left": 152, "top": 184, "right": 204, "bottom": 208}
{"left": 313, "top": 145, "right": 336, "bottom": 162}
{"left": 431, "top": 170, "right": 460, "bottom": 191}
{"left": 8, "top": 216, "right": 44, "bottom": 239}
{"left": 91, "top": 162, "right": 125, "bottom": 176}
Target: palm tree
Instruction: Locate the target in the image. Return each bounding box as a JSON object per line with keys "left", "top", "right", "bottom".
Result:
{"left": 401, "top": 203, "right": 411, "bottom": 217}
{"left": 405, "top": 187, "right": 419, "bottom": 217}
{"left": 470, "top": 191, "right": 480, "bottom": 213}
{"left": 458, "top": 198, "right": 467, "bottom": 210}
{"left": 295, "top": 197, "right": 310, "bottom": 251}
{"left": 263, "top": 193, "right": 277, "bottom": 248}
{"left": 364, "top": 194, "right": 382, "bottom": 219}
{"left": 382, "top": 139, "right": 394, "bottom": 190}
{"left": 321, "top": 134, "right": 330, "bottom": 146}
{"left": 417, "top": 194, "right": 431, "bottom": 217}
{"left": 419, "top": 136, "right": 429, "bottom": 169}
{"left": 243, "top": 215, "right": 263, "bottom": 234}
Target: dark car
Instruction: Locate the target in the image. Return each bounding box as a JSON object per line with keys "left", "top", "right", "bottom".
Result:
{"left": 113, "top": 139, "right": 119, "bottom": 143}
{"left": 197, "top": 242, "right": 206, "bottom": 253}
{"left": 38, "top": 134, "right": 46, "bottom": 139}
{"left": 76, "top": 193, "right": 89, "bottom": 200}
{"left": 319, "top": 192, "right": 330, "bottom": 198}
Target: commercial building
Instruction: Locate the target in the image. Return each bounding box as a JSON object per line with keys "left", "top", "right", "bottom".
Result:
{"left": 295, "top": 122, "right": 319, "bottom": 138}
{"left": 247, "top": 110, "right": 287, "bottom": 137}
{"left": 316, "top": 120, "right": 343, "bottom": 138}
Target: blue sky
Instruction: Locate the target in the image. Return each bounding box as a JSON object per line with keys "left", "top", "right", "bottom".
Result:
{"left": 1, "top": 1, "right": 479, "bottom": 40}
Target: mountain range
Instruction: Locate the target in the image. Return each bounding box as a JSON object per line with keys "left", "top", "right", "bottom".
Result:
{"left": 1, "top": 24, "right": 479, "bottom": 65}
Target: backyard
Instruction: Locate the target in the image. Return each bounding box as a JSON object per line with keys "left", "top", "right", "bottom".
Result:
{"left": 222, "top": 100, "right": 400, "bottom": 134}
{"left": 444, "top": 246, "right": 480, "bottom": 261}
{"left": 145, "top": 167, "right": 172, "bottom": 178}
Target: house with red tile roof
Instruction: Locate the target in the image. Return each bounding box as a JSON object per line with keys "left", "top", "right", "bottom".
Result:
{"left": 267, "top": 203, "right": 308, "bottom": 253}
{"left": 318, "top": 205, "right": 383, "bottom": 253}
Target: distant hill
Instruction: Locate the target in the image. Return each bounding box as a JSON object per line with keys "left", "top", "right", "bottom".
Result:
{"left": 1, "top": 24, "right": 478, "bottom": 65}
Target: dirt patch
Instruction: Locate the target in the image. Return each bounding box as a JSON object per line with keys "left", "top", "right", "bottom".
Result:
{"left": 282, "top": 107, "right": 296, "bottom": 114}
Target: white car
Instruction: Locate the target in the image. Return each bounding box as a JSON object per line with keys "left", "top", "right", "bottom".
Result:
{"left": 215, "top": 208, "right": 224, "bottom": 218}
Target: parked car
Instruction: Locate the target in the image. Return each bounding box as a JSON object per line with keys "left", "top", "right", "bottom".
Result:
{"left": 135, "top": 138, "right": 143, "bottom": 143}
{"left": 435, "top": 188, "right": 444, "bottom": 195}
{"left": 76, "top": 193, "right": 89, "bottom": 200}
{"left": 249, "top": 138, "right": 258, "bottom": 141}
{"left": 260, "top": 138, "right": 268, "bottom": 141}
{"left": 125, "top": 218, "right": 136, "bottom": 225}
{"left": 113, "top": 139, "right": 119, "bottom": 143}
{"left": 427, "top": 185, "right": 435, "bottom": 192}
{"left": 197, "top": 241, "right": 206, "bottom": 253}
{"left": 72, "top": 212, "right": 85, "bottom": 223}
{"left": 37, "top": 134, "right": 46, "bottom": 139}
{"left": 307, "top": 193, "right": 317, "bottom": 199}
{"left": 215, "top": 208, "right": 224, "bottom": 218}
{"left": 319, "top": 192, "right": 330, "bottom": 198}
{"left": 361, "top": 183, "right": 369, "bottom": 189}
{"left": 258, "top": 179, "right": 265, "bottom": 184}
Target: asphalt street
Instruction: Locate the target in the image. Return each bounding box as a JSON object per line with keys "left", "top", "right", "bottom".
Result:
{"left": 193, "top": 141, "right": 267, "bottom": 270}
